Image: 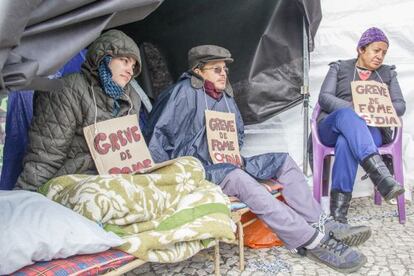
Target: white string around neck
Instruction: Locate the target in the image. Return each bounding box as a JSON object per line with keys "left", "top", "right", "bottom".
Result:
{"left": 90, "top": 85, "right": 133, "bottom": 136}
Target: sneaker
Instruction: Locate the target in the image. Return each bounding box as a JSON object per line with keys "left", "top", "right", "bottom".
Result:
{"left": 307, "top": 232, "right": 367, "bottom": 273}
{"left": 312, "top": 214, "right": 371, "bottom": 246}
{"left": 325, "top": 220, "right": 371, "bottom": 246}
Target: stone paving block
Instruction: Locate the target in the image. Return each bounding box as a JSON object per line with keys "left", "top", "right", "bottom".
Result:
{"left": 389, "top": 265, "right": 405, "bottom": 271}
{"left": 128, "top": 197, "right": 414, "bottom": 275}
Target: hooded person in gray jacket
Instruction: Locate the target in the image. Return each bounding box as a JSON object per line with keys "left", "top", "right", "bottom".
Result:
{"left": 16, "top": 30, "right": 142, "bottom": 191}
{"left": 317, "top": 27, "right": 406, "bottom": 223}
{"left": 148, "top": 44, "right": 371, "bottom": 273}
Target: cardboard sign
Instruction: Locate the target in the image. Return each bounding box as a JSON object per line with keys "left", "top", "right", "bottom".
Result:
{"left": 83, "top": 115, "right": 155, "bottom": 175}
{"left": 205, "top": 110, "right": 243, "bottom": 166}
{"left": 351, "top": 80, "right": 401, "bottom": 127}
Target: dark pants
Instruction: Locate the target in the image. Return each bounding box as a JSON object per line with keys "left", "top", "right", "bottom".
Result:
{"left": 318, "top": 108, "right": 383, "bottom": 192}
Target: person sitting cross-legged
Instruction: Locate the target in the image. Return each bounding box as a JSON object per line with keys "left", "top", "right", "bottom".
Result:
{"left": 317, "top": 27, "right": 406, "bottom": 223}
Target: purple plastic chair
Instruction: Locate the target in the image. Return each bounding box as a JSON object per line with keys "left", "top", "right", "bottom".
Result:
{"left": 311, "top": 103, "right": 406, "bottom": 224}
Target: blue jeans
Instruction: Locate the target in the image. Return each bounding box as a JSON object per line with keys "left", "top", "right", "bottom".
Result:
{"left": 318, "top": 108, "right": 382, "bottom": 192}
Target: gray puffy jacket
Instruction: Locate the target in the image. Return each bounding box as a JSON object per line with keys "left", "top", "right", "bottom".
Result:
{"left": 16, "top": 30, "right": 142, "bottom": 191}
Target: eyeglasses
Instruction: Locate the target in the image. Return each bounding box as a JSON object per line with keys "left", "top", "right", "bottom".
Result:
{"left": 201, "top": 66, "right": 229, "bottom": 75}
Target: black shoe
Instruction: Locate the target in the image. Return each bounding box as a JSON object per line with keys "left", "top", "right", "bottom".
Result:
{"left": 307, "top": 232, "right": 367, "bottom": 273}
{"left": 330, "top": 190, "right": 352, "bottom": 224}
{"left": 361, "top": 154, "right": 404, "bottom": 201}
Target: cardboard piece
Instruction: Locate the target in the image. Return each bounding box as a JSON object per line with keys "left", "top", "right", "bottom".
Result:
{"left": 351, "top": 80, "right": 401, "bottom": 127}
{"left": 83, "top": 115, "right": 155, "bottom": 174}
{"left": 205, "top": 110, "right": 242, "bottom": 166}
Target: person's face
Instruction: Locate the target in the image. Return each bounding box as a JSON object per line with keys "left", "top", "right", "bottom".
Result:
{"left": 357, "top": 41, "right": 388, "bottom": 70}
{"left": 195, "top": 60, "right": 228, "bottom": 91}
{"left": 108, "top": 56, "right": 136, "bottom": 88}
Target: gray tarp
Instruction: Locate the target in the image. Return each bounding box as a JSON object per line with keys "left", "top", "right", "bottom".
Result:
{"left": 0, "top": 0, "right": 163, "bottom": 93}
{"left": 0, "top": 0, "right": 321, "bottom": 125}
{"left": 120, "top": 0, "right": 321, "bottom": 124}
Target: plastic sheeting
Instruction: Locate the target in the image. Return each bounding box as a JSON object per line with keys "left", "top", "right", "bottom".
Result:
{"left": 1, "top": 0, "right": 321, "bottom": 126}
{"left": 0, "top": 0, "right": 163, "bottom": 93}
{"left": 0, "top": 91, "right": 33, "bottom": 190}
{"left": 119, "top": 0, "right": 321, "bottom": 124}
{"left": 0, "top": 0, "right": 322, "bottom": 187}
{"left": 0, "top": 51, "right": 86, "bottom": 190}
{"left": 309, "top": 0, "right": 414, "bottom": 199}
{"left": 242, "top": 0, "right": 414, "bottom": 199}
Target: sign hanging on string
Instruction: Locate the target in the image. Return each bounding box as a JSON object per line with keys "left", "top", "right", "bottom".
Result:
{"left": 351, "top": 80, "right": 401, "bottom": 127}
{"left": 205, "top": 110, "right": 243, "bottom": 166}
{"left": 83, "top": 114, "right": 155, "bottom": 174}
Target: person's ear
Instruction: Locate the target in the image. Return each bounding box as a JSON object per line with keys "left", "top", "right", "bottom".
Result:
{"left": 194, "top": 68, "right": 201, "bottom": 75}
{"left": 357, "top": 47, "right": 365, "bottom": 55}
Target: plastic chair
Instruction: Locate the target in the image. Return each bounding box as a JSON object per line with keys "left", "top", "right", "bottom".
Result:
{"left": 311, "top": 103, "right": 406, "bottom": 224}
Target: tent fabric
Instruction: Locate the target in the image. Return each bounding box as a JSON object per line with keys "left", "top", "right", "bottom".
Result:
{"left": 309, "top": 0, "right": 414, "bottom": 198}
{"left": 0, "top": 50, "right": 86, "bottom": 190}
{"left": 0, "top": 0, "right": 321, "bottom": 125}
{"left": 0, "top": 91, "right": 33, "bottom": 190}
{"left": 0, "top": 0, "right": 163, "bottom": 93}
{"left": 297, "top": 0, "right": 322, "bottom": 51}
{"left": 0, "top": 0, "right": 322, "bottom": 186}
{"left": 120, "top": 0, "right": 322, "bottom": 124}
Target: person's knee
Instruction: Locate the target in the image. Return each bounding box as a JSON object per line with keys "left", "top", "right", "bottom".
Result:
{"left": 336, "top": 108, "right": 365, "bottom": 125}
{"left": 221, "top": 168, "right": 254, "bottom": 192}
{"left": 275, "top": 154, "right": 309, "bottom": 187}
{"left": 284, "top": 154, "right": 294, "bottom": 164}
{"left": 369, "top": 127, "right": 383, "bottom": 147}
{"left": 281, "top": 154, "right": 300, "bottom": 172}
{"left": 336, "top": 108, "right": 356, "bottom": 118}
{"left": 226, "top": 168, "right": 249, "bottom": 180}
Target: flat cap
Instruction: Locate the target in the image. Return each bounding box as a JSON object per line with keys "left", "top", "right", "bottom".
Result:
{"left": 188, "top": 45, "right": 233, "bottom": 69}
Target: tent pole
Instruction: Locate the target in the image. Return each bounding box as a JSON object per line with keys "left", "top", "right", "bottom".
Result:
{"left": 301, "top": 17, "right": 310, "bottom": 176}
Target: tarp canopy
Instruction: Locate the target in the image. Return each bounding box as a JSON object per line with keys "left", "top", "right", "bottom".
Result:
{"left": 0, "top": 0, "right": 321, "bottom": 125}
{"left": 120, "top": 0, "right": 322, "bottom": 124}
{"left": 0, "top": 0, "right": 163, "bottom": 93}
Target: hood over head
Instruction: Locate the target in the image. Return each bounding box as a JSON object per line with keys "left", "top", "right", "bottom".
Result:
{"left": 83, "top": 30, "right": 141, "bottom": 78}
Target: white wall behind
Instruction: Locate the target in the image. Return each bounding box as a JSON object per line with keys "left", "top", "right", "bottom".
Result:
{"left": 242, "top": 0, "right": 414, "bottom": 199}
{"left": 310, "top": 0, "right": 414, "bottom": 198}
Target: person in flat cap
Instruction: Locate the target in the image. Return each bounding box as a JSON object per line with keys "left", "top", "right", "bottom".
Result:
{"left": 12, "top": 36, "right": 235, "bottom": 267}
{"left": 147, "top": 45, "right": 370, "bottom": 272}
{"left": 316, "top": 27, "right": 406, "bottom": 223}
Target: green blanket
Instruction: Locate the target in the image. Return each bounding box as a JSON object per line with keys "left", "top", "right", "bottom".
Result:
{"left": 39, "top": 157, "right": 235, "bottom": 262}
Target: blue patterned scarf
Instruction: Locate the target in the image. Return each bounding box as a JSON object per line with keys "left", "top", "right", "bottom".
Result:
{"left": 98, "top": 55, "right": 124, "bottom": 116}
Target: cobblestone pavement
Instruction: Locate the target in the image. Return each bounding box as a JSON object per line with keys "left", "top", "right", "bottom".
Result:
{"left": 128, "top": 197, "right": 414, "bottom": 276}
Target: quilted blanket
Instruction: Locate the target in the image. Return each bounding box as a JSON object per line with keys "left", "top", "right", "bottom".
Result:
{"left": 39, "top": 157, "right": 235, "bottom": 262}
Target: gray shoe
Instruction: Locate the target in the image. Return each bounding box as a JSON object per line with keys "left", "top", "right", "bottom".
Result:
{"left": 307, "top": 232, "right": 367, "bottom": 273}
{"left": 312, "top": 214, "right": 371, "bottom": 246}
{"left": 325, "top": 220, "right": 371, "bottom": 246}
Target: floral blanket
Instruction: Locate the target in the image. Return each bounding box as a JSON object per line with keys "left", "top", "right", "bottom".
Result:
{"left": 39, "top": 157, "right": 235, "bottom": 262}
